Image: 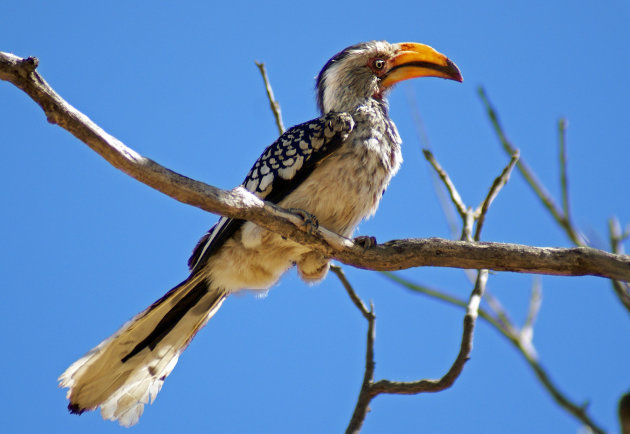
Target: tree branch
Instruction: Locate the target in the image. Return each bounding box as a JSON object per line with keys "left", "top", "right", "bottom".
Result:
{"left": 557, "top": 118, "right": 571, "bottom": 223}
{"left": 473, "top": 150, "right": 519, "bottom": 241}
{"left": 2, "top": 51, "right": 629, "bottom": 283}
{"left": 255, "top": 61, "right": 285, "bottom": 135}
{"left": 372, "top": 270, "right": 486, "bottom": 396}
{"left": 422, "top": 149, "right": 467, "bottom": 218}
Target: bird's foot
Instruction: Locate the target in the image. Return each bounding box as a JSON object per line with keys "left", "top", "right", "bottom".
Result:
{"left": 354, "top": 235, "right": 377, "bottom": 251}
{"left": 288, "top": 208, "right": 319, "bottom": 235}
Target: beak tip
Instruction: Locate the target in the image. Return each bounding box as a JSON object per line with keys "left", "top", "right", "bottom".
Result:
{"left": 446, "top": 58, "right": 464, "bottom": 83}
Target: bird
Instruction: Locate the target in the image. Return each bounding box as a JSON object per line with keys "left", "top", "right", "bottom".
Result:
{"left": 58, "top": 40, "right": 462, "bottom": 426}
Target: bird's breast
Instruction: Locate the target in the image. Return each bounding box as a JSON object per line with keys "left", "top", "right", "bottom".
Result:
{"left": 278, "top": 116, "right": 401, "bottom": 238}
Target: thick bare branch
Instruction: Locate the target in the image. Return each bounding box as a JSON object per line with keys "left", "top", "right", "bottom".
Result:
{"left": 2, "top": 51, "right": 630, "bottom": 283}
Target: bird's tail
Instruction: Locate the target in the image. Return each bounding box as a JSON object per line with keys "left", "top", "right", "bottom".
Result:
{"left": 59, "top": 272, "right": 226, "bottom": 427}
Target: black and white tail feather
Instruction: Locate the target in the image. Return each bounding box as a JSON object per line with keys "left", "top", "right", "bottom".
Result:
{"left": 59, "top": 272, "right": 226, "bottom": 426}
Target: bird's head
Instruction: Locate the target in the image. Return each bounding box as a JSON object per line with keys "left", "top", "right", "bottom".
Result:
{"left": 316, "top": 41, "right": 462, "bottom": 114}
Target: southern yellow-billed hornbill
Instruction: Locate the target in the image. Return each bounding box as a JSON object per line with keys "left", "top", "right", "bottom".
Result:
{"left": 59, "top": 40, "right": 462, "bottom": 426}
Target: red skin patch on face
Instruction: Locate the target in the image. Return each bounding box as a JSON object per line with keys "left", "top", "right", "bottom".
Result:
{"left": 368, "top": 54, "right": 395, "bottom": 99}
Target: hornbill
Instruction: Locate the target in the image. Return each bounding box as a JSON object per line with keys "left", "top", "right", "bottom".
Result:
{"left": 59, "top": 40, "right": 462, "bottom": 426}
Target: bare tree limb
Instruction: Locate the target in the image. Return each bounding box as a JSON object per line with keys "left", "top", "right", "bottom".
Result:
{"left": 2, "top": 52, "right": 630, "bottom": 282}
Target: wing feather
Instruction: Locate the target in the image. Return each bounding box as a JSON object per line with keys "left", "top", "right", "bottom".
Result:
{"left": 188, "top": 112, "right": 354, "bottom": 272}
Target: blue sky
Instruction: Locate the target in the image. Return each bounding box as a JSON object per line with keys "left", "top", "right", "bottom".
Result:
{"left": 1, "top": 1, "right": 629, "bottom": 433}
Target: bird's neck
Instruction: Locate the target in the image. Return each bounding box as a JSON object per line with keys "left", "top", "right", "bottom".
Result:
{"left": 322, "top": 95, "right": 389, "bottom": 117}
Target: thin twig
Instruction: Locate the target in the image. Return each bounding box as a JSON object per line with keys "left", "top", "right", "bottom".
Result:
{"left": 473, "top": 151, "right": 519, "bottom": 241}
{"left": 329, "top": 265, "right": 376, "bottom": 434}
{"left": 423, "top": 149, "right": 467, "bottom": 218}
{"left": 345, "top": 300, "right": 376, "bottom": 434}
{"left": 255, "top": 61, "right": 285, "bottom": 134}
{"left": 610, "top": 217, "right": 627, "bottom": 255}
{"left": 558, "top": 118, "right": 571, "bottom": 223}
{"left": 520, "top": 278, "right": 542, "bottom": 357}
{"left": 522, "top": 277, "right": 542, "bottom": 339}
{"left": 477, "top": 87, "right": 583, "bottom": 246}
{"left": 407, "top": 89, "right": 460, "bottom": 239}
{"left": 483, "top": 290, "right": 518, "bottom": 335}
{"left": 433, "top": 177, "right": 462, "bottom": 240}
{"left": 383, "top": 272, "right": 509, "bottom": 334}
{"left": 331, "top": 265, "right": 372, "bottom": 321}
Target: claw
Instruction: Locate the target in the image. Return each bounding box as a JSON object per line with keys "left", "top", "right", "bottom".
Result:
{"left": 354, "top": 235, "right": 377, "bottom": 251}
{"left": 288, "top": 208, "right": 319, "bottom": 235}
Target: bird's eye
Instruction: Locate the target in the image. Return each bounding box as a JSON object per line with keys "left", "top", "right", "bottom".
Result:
{"left": 373, "top": 59, "right": 386, "bottom": 70}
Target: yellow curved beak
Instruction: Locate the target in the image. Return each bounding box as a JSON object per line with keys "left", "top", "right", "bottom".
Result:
{"left": 381, "top": 42, "right": 463, "bottom": 89}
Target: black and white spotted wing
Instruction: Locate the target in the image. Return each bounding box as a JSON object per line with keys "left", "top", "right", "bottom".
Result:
{"left": 188, "top": 112, "right": 354, "bottom": 274}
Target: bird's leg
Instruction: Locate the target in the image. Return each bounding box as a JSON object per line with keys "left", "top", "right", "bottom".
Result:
{"left": 288, "top": 208, "right": 320, "bottom": 235}
{"left": 354, "top": 235, "right": 377, "bottom": 251}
